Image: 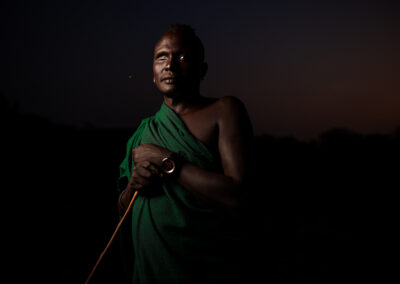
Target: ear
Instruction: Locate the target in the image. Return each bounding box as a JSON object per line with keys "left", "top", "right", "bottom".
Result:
{"left": 200, "top": 62, "right": 208, "bottom": 80}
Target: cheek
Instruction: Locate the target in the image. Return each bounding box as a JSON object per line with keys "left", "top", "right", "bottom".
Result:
{"left": 153, "top": 64, "right": 161, "bottom": 78}
{"left": 179, "top": 62, "right": 191, "bottom": 73}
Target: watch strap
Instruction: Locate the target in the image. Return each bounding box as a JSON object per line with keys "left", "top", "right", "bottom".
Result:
{"left": 162, "top": 151, "right": 185, "bottom": 178}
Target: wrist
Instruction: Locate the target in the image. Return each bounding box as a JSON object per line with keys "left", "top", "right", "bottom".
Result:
{"left": 160, "top": 151, "right": 185, "bottom": 178}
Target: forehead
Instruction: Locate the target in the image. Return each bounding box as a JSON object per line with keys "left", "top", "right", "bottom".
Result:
{"left": 154, "top": 32, "right": 193, "bottom": 54}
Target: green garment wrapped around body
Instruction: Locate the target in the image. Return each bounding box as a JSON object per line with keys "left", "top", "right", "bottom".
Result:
{"left": 118, "top": 103, "right": 245, "bottom": 284}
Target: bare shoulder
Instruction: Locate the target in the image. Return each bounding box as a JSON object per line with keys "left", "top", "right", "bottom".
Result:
{"left": 215, "top": 96, "right": 249, "bottom": 122}
{"left": 217, "top": 96, "right": 245, "bottom": 107}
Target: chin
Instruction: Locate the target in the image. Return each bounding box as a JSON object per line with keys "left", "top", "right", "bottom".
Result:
{"left": 163, "top": 91, "right": 183, "bottom": 99}
{"left": 158, "top": 84, "right": 198, "bottom": 99}
{"left": 159, "top": 86, "right": 184, "bottom": 98}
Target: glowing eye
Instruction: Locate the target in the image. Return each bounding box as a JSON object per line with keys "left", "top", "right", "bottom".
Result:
{"left": 179, "top": 55, "right": 185, "bottom": 62}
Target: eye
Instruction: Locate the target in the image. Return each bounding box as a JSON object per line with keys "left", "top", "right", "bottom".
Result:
{"left": 178, "top": 54, "right": 186, "bottom": 62}
{"left": 157, "top": 55, "right": 168, "bottom": 61}
{"left": 155, "top": 52, "right": 168, "bottom": 62}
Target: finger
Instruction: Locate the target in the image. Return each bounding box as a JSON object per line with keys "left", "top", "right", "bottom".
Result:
{"left": 136, "top": 166, "right": 152, "bottom": 179}
{"left": 132, "top": 174, "right": 150, "bottom": 187}
{"left": 141, "top": 161, "right": 151, "bottom": 169}
{"left": 132, "top": 147, "right": 142, "bottom": 161}
{"left": 130, "top": 163, "right": 148, "bottom": 178}
{"left": 136, "top": 161, "right": 159, "bottom": 176}
{"left": 132, "top": 183, "right": 143, "bottom": 190}
{"left": 147, "top": 164, "right": 159, "bottom": 175}
{"left": 131, "top": 169, "right": 150, "bottom": 187}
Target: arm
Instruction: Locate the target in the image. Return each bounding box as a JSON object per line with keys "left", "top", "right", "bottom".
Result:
{"left": 177, "top": 97, "right": 253, "bottom": 212}
{"left": 133, "top": 97, "right": 254, "bottom": 213}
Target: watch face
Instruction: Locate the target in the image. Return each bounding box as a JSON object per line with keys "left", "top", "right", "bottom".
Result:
{"left": 162, "top": 158, "right": 175, "bottom": 174}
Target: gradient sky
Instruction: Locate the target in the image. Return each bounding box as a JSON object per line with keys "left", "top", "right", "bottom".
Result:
{"left": 2, "top": 0, "right": 399, "bottom": 140}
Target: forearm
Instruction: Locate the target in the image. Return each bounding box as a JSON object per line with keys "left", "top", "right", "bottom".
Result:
{"left": 177, "top": 162, "right": 243, "bottom": 212}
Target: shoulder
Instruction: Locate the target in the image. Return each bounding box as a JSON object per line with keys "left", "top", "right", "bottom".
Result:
{"left": 217, "top": 95, "right": 245, "bottom": 107}
{"left": 133, "top": 116, "right": 152, "bottom": 135}
{"left": 215, "top": 96, "right": 249, "bottom": 121}
{"left": 128, "top": 115, "right": 155, "bottom": 145}
{"left": 214, "top": 96, "right": 253, "bottom": 138}
{"left": 217, "top": 96, "right": 247, "bottom": 112}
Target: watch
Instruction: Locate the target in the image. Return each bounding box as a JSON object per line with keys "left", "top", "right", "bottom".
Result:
{"left": 161, "top": 152, "right": 184, "bottom": 177}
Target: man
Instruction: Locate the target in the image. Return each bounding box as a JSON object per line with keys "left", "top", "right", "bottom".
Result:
{"left": 118, "top": 24, "right": 254, "bottom": 283}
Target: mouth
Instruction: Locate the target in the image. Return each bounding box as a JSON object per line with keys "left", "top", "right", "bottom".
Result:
{"left": 161, "top": 76, "right": 177, "bottom": 84}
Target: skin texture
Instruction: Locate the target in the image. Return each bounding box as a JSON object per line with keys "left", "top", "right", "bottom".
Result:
{"left": 119, "top": 29, "right": 253, "bottom": 214}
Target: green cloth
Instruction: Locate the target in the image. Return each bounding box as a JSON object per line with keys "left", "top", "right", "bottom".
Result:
{"left": 118, "top": 103, "right": 245, "bottom": 284}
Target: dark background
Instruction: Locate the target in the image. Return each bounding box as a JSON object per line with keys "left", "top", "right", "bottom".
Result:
{"left": 1, "top": 0, "right": 398, "bottom": 283}
{"left": 2, "top": 0, "right": 399, "bottom": 140}
{"left": 2, "top": 97, "right": 398, "bottom": 283}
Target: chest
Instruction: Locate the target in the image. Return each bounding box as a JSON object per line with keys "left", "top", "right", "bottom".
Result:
{"left": 179, "top": 106, "right": 219, "bottom": 153}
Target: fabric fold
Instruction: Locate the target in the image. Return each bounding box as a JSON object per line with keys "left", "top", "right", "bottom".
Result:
{"left": 118, "top": 103, "right": 243, "bottom": 283}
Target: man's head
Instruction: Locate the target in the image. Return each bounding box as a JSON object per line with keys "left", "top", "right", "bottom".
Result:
{"left": 153, "top": 24, "right": 208, "bottom": 98}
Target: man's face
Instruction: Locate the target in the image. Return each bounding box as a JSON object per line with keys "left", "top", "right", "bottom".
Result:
{"left": 153, "top": 32, "right": 204, "bottom": 97}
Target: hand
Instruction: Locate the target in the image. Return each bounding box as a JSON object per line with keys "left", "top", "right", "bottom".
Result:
{"left": 132, "top": 143, "right": 173, "bottom": 167}
{"left": 127, "top": 160, "right": 160, "bottom": 191}
{"left": 118, "top": 160, "right": 160, "bottom": 215}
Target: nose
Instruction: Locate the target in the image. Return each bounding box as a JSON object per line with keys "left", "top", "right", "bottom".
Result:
{"left": 165, "top": 56, "right": 179, "bottom": 72}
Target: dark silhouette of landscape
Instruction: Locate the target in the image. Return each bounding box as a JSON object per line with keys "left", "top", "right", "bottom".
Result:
{"left": 2, "top": 94, "right": 398, "bottom": 283}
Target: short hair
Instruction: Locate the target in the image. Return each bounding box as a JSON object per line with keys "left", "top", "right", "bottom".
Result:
{"left": 166, "top": 24, "right": 205, "bottom": 62}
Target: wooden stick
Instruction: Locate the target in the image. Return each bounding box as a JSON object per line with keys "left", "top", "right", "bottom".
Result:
{"left": 85, "top": 191, "right": 138, "bottom": 284}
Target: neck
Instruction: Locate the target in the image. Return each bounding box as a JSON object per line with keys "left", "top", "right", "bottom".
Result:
{"left": 163, "top": 93, "right": 203, "bottom": 115}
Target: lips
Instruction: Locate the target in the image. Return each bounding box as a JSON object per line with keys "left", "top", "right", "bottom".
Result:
{"left": 162, "top": 78, "right": 176, "bottom": 84}
{"left": 161, "top": 75, "right": 177, "bottom": 84}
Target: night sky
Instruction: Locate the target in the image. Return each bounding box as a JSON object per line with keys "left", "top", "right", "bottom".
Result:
{"left": 2, "top": 0, "right": 399, "bottom": 140}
